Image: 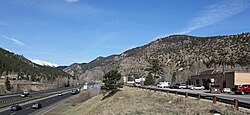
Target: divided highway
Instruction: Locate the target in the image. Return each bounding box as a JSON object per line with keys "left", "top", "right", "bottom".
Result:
{"left": 0, "top": 86, "right": 80, "bottom": 115}
{"left": 0, "top": 92, "right": 72, "bottom": 115}
{"left": 0, "top": 86, "right": 78, "bottom": 108}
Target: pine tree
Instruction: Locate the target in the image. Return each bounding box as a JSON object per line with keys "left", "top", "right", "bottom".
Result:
{"left": 5, "top": 77, "right": 11, "bottom": 91}
{"left": 144, "top": 73, "right": 153, "bottom": 85}
{"left": 145, "top": 59, "right": 163, "bottom": 85}
{"left": 101, "top": 70, "right": 123, "bottom": 95}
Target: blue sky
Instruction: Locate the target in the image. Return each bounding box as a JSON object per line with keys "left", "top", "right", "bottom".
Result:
{"left": 0, "top": 0, "right": 250, "bottom": 66}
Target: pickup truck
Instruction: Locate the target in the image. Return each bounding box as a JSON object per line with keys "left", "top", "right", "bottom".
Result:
{"left": 236, "top": 84, "right": 250, "bottom": 95}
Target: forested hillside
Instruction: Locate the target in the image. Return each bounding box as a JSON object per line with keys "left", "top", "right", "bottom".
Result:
{"left": 0, "top": 48, "right": 72, "bottom": 82}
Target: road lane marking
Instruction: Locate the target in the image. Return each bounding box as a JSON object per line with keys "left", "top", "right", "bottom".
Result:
{"left": 11, "top": 112, "right": 16, "bottom": 115}
{"left": 26, "top": 107, "right": 30, "bottom": 109}
{"left": 46, "top": 100, "right": 49, "bottom": 103}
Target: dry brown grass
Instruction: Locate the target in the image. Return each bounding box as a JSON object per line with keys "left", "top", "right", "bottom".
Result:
{"left": 47, "top": 86, "right": 250, "bottom": 115}
{"left": 70, "top": 90, "right": 100, "bottom": 106}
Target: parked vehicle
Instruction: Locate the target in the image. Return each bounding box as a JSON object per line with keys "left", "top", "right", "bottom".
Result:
{"left": 187, "top": 85, "right": 194, "bottom": 89}
{"left": 178, "top": 83, "right": 187, "bottom": 89}
{"left": 210, "top": 85, "right": 221, "bottom": 94}
{"left": 236, "top": 84, "right": 250, "bottom": 95}
{"left": 134, "top": 82, "right": 141, "bottom": 86}
{"left": 32, "top": 102, "right": 42, "bottom": 109}
{"left": 10, "top": 104, "right": 22, "bottom": 111}
{"left": 191, "top": 85, "right": 204, "bottom": 90}
{"left": 157, "top": 82, "right": 171, "bottom": 88}
{"left": 170, "top": 83, "right": 180, "bottom": 89}
{"left": 222, "top": 88, "right": 232, "bottom": 93}
{"left": 134, "top": 79, "right": 141, "bottom": 87}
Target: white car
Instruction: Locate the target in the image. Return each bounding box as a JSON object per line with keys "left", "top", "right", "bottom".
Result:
{"left": 57, "top": 93, "right": 63, "bottom": 96}
{"left": 20, "top": 91, "right": 30, "bottom": 97}
{"left": 178, "top": 84, "right": 187, "bottom": 89}
{"left": 222, "top": 88, "right": 231, "bottom": 93}
{"left": 191, "top": 85, "right": 204, "bottom": 90}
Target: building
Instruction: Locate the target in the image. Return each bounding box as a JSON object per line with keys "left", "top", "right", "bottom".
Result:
{"left": 188, "top": 69, "right": 250, "bottom": 90}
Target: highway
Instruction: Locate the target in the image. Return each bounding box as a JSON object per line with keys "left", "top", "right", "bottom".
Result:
{"left": 0, "top": 86, "right": 77, "bottom": 107}
{"left": 0, "top": 92, "right": 73, "bottom": 115}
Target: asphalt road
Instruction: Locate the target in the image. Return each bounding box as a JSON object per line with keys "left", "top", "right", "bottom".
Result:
{"left": 0, "top": 92, "right": 72, "bottom": 115}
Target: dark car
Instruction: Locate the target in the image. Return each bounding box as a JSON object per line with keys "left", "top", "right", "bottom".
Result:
{"left": 71, "top": 89, "right": 80, "bottom": 95}
{"left": 32, "top": 102, "right": 42, "bottom": 109}
{"left": 170, "top": 83, "right": 180, "bottom": 89}
{"left": 10, "top": 104, "right": 22, "bottom": 111}
{"left": 210, "top": 85, "right": 221, "bottom": 94}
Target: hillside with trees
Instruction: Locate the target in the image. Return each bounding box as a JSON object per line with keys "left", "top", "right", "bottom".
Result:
{"left": 0, "top": 48, "right": 72, "bottom": 82}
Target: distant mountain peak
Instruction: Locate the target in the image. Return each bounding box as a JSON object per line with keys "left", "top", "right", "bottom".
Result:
{"left": 31, "top": 59, "right": 59, "bottom": 67}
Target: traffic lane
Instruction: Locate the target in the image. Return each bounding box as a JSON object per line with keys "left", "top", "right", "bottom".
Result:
{"left": 0, "top": 93, "right": 72, "bottom": 115}
{"left": 0, "top": 93, "right": 42, "bottom": 102}
{"left": 0, "top": 91, "right": 46, "bottom": 102}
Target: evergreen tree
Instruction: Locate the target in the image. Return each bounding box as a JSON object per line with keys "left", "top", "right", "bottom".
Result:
{"left": 145, "top": 59, "right": 163, "bottom": 85}
{"left": 101, "top": 70, "right": 123, "bottom": 95}
{"left": 171, "top": 72, "right": 176, "bottom": 83}
{"left": 144, "top": 73, "right": 153, "bottom": 85}
{"left": 5, "top": 77, "right": 11, "bottom": 91}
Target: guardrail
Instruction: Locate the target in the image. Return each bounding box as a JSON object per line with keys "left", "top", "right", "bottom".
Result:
{"left": 128, "top": 85, "right": 250, "bottom": 111}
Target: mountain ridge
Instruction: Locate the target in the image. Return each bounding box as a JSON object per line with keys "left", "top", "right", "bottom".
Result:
{"left": 64, "top": 33, "right": 250, "bottom": 83}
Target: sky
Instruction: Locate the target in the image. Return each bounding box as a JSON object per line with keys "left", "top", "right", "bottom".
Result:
{"left": 0, "top": 0, "right": 250, "bottom": 66}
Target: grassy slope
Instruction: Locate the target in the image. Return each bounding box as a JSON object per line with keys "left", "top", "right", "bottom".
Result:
{"left": 46, "top": 86, "right": 249, "bottom": 115}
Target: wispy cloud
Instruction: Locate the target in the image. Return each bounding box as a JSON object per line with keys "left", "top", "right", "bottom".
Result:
{"left": 175, "top": 0, "right": 249, "bottom": 35}
{"left": 65, "top": 0, "right": 80, "bottom": 3}
{"left": 0, "top": 34, "right": 25, "bottom": 46}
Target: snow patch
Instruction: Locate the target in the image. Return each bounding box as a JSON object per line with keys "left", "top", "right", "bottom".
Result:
{"left": 31, "top": 59, "right": 59, "bottom": 67}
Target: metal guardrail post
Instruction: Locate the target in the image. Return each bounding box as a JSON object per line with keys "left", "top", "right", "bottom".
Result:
{"left": 167, "top": 90, "right": 169, "bottom": 94}
{"left": 213, "top": 96, "right": 217, "bottom": 104}
{"left": 175, "top": 91, "right": 178, "bottom": 95}
{"left": 197, "top": 93, "right": 200, "bottom": 100}
{"left": 185, "top": 92, "right": 188, "bottom": 98}
{"left": 234, "top": 99, "right": 238, "bottom": 111}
